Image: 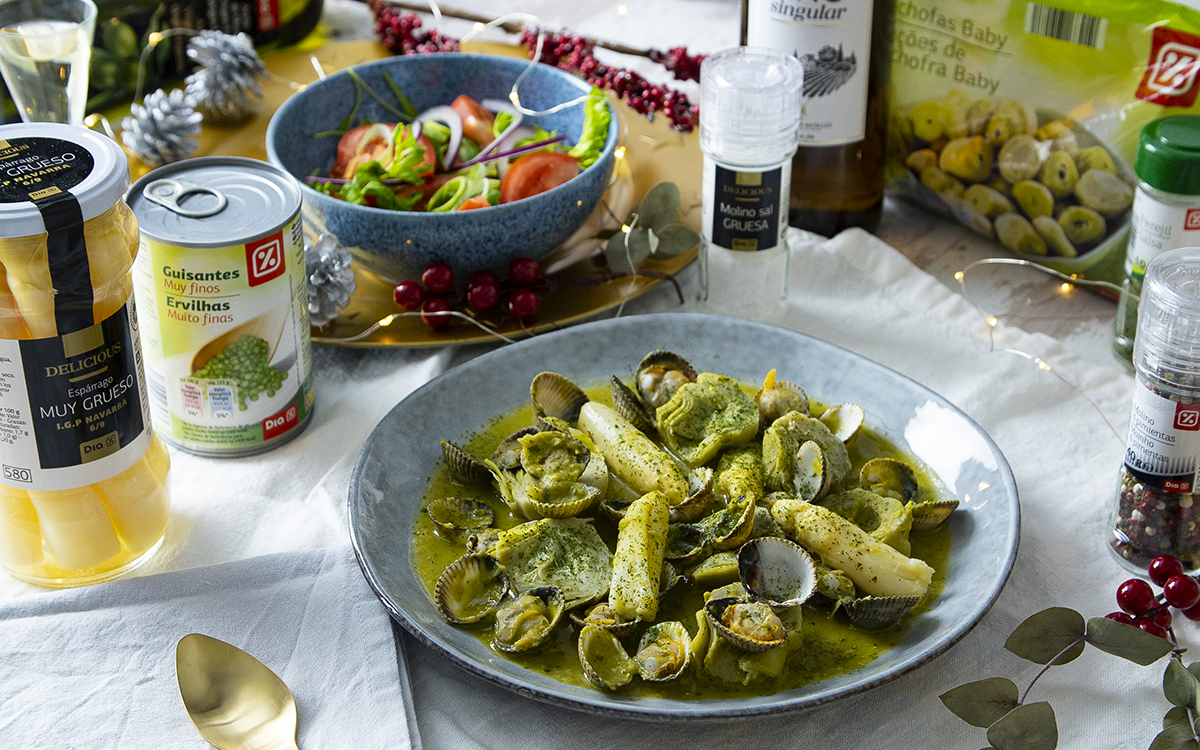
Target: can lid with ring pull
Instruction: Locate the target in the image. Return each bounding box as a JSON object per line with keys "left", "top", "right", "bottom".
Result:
{"left": 143, "top": 179, "right": 228, "bottom": 218}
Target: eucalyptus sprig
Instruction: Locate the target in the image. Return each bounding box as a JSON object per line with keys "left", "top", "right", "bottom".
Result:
{"left": 599, "top": 182, "right": 699, "bottom": 272}
{"left": 940, "top": 607, "right": 1181, "bottom": 749}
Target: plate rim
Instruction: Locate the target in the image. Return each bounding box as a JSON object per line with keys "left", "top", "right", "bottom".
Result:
{"left": 348, "top": 312, "right": 1021, "bottom": 721}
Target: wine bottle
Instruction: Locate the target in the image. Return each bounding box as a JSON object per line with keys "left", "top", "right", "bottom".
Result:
{"left": 1, "top": 0, "right": 324, "bottom": 121}
{"left": 742, "top": 0, "right": 895, "bottom": 235}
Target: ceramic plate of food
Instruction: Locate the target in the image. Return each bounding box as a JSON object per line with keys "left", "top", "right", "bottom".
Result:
{"left": 347, "top": 313, "right": 1019, "bottom": 720}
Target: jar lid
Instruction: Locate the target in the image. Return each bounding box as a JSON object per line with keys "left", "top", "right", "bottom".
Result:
{"left": 1136, "top": 246, "right": 1200, "bottom": 373}
{"left": 1136, "top": 115, "right": 1200, "bottom": 195}
{"left": 0, "top": 123, "right": 130, "bottom": 238}
{"left": 699, "top": 46, "right": 803, "bottom": 157}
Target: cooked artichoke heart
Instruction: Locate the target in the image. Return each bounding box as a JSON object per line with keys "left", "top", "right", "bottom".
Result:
{"left": 656, "top": 373, "right": 759, "bottom": 467}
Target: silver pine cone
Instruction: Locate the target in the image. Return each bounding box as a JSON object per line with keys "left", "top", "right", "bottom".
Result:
{"left": 120, "top": 88, "right": 202, "bottom": 167}
{"left": 184, "top": 31, "right": 266, "bottom": 123}
{"left": 306, "top": 233, "right": 357, "bottom": 328}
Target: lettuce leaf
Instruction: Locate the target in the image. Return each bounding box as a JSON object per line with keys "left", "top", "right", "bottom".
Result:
{"left": 384, "top": 128, "right": 432, "bottom": 183}
{"left": 568, "top": 87, "right": 611, "bottom": 168}
{"left": 421, "top": 120, "right": 452, "bottom": 166}
{"left": 515, "top": 125, "right": 560, "bottom": 152}
{"left": 339, "top": 162, "right": 422, "bottom": 211}
{"left": 493, "top": 110, "right": 515, "bottom": 138}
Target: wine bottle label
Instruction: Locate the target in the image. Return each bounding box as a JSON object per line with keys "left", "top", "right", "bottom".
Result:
{"left": 0, "top": 299, "right": 152, "bottom": 491}
{"left": 1125, "top": 383, "right": 1200, "bottom": 493}
{"left": 745, "top": 0, "right": 873, "bottom": 146}
{"left": 702, "top": 159, "right": 791, "bottom": 252}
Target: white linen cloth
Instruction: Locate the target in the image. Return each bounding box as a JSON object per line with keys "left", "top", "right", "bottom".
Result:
{"left": 0, "top": 223, "right": 1164, "bottom": 750}
{"left": 0, "top": 545, "right": 417, "bottom": 749}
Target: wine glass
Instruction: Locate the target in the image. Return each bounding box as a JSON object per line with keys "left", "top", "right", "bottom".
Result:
{"left": 0, "top": 0, "right": 96, "bottom": 126}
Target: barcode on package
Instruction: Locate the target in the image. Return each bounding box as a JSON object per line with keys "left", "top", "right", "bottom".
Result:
{"left": 1024, "top": 3, "right": 1107, "bottom": 49}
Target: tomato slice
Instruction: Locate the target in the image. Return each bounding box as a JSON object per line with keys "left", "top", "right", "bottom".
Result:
{"left": 334, "top": 123, "right": 394, "bottom": 178}
{"left": 499, "top": 152, "right": 581, "bottom": 204}
{"left": 457, "top": 195, "right": 492, "bottom": 211}
{"left": 450, "top": 95, "right": 496, "bottom": 147}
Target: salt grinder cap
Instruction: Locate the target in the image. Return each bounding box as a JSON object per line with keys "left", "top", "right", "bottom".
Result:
{"left": 699, "top": 46, "right": 804, "bottom": 157}
{"left": 1136, "top": 246, "right": 1200, "bottom": 374}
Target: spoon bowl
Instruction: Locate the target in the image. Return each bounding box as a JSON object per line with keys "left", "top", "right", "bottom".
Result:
{"left": 176, "top": 633, "right": 299, "bottom": 750}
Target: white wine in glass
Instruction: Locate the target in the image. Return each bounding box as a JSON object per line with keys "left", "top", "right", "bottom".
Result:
{"left": 0, "top": 0, "right": 95, "bottom": 126}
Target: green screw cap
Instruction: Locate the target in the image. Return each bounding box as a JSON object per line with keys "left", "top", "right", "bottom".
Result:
{"left": 1137, "top": 115, "right": 1200, "bottom": 195}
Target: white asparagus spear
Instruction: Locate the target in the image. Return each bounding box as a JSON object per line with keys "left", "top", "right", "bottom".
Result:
{"left": 610, "top": 490, "right": 670, "bottom": 621}
{"left": 771, "top": 498, "right": 933, "bottom": 600}
{"left": 578, "top": 402, "right": 688, "bottom": 504}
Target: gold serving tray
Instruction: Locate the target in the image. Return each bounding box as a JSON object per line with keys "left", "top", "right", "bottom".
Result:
{"left": 113, "top": 40, "right": 701, "bottom": 347}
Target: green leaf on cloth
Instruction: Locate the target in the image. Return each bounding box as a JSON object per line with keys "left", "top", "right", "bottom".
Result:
{"left": 1149, "top": 724, "right": 1200, "bottom": 750}
{"left": 1085, "top": 617, "right": 1175, "bottom": 665}
{"left": 1004, "top": 607, "right": 1085, "bottom": 665}
{"left": 986, "top": 702, "right": 1058, "bottom": 750}
{"left": 1165, "top": 660, "right": 1200, "bottom": 712}
{"left": 940, "top": 677, "right": 1020, "bottom": 728}
{"left": 1164, "top": 706, "right": 1194, "bottom": 731}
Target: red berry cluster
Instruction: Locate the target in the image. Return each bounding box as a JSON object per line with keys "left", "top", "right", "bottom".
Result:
{"left": 519, "top": 28, "right": 700, "bottom": 132}
{"left": 392, "top": 258, "right": 543, "bottom": 330}
{"left": 371, "top": 2, "right": 460, "bottom": 55}
{"left": 1105, "top": 554, "right": 1200, "bottom": 639}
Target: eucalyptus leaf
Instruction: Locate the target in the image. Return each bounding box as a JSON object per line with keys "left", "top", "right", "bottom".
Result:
{"left": 652, "top": 224, "right": 700, "bottom": 258}
{"left": 631, "top": 182, "right": 681, "bottom": 232}
{"left": 605, "top": 231, "right": 651, "bottom": 272}
{"left": 1004, "top": 608, "right": 1086, "bottom": 665}
{"left": 1086, "top": 617, "right": 1176, "bottom": 665}
{"left": 940, "top": 678, "right": 1020, "bottom": 728}
{"left": 1188, "top": 662, "right": 1200, "bottom": 684}
{"left": 985, "top": 702, "right": 1058, "bottom": 750}
{"left": 1149, "top": 724, "right": 1200, "bottom": 750}
{"left": 1166, "top": 659, "right": 1200, "bottom": 711}
{"left": 1165, "top": 706, "right": 1194, "bottom": 731}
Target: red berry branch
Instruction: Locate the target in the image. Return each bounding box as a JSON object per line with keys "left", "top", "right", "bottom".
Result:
{"left": 367, "top": 1, "right": 704, "bottom": 131}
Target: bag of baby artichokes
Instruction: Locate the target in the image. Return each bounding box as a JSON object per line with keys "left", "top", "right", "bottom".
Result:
{"left": 887, "top": 0, "right": 1200, "bottom": 285}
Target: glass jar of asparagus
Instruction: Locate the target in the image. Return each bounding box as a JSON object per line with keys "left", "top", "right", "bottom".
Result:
{"left": 0, "top": 123, "right": 170, "bottom": 586}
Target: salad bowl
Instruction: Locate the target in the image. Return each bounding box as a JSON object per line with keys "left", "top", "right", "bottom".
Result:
{"left": 266, "top": 53, "right": 618, "bottom": 284}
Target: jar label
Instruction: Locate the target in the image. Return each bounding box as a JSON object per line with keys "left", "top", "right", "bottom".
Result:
{"left": 1125, "top": 383, "right": 1200, "bottom": 492}
{"left": 1125, "top": 188, "right": 1200, "bottom": 281}
{"left": 0, "top": 299, "right": 152, "bottom": 491}
{"left": 0, "top": 137, "right": 95, "bottom": 205}
{"left": 706, "top": 163, "right": 787, "bottom": 251}
{"left": 745, "top": 0, "right": 873, "bottom": 145}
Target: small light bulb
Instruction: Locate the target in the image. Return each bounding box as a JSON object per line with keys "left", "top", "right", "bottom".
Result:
{"left": 987, "top": 316, "right": 998, "bottom": 327}
{"left": 1060, "top": 282, "right": 1072, "bottom": 293}
{"left": 148, "top": 31, "right": 163, "bottom": 46}
{"left": 473, "top": 22, "right": 484, "bottom": 31}
{"left": 617, "top": 5, "right": 628, "bottom": 15}
{"left": 379, "top": 315, "right": 396, "bottom": 327}
{"left": 614, "top": 146, "right": 626, "bottom": 159}
{"left": 954, "top": 271, "right": 964, "bottom": 281}
{"left": 621, "top": 224, "right": 632, "bottom": 234}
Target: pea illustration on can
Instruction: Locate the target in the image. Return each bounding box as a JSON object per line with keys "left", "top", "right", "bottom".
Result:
{"left": 127, "top": 157, "right": 314, "bottom": 456}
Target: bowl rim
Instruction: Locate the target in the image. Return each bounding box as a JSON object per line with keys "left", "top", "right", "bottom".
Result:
{"left": 265, "top": 52, "right": 619, "bottom": 220}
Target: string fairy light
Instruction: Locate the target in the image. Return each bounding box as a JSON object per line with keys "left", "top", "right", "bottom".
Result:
{"left": 957, "top": 257, "right": 1129, "bottom": 441}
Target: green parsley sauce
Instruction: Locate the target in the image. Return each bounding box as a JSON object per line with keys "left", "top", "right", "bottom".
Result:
{"left": 411, "top": 381, "right": 952, "bottom": 699}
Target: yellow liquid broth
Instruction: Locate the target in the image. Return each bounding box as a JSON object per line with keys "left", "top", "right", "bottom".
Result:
{"left": 412, "top": 383, "right": 951, "bottom": 699}
{"left": 0, "top": 203, "right": 171, "bottom": 586}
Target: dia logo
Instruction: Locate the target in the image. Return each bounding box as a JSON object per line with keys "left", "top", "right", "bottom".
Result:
{"left": 1186, "top": 208, "right": 1200, "bottom": 231}
{"left": 246, "top": 231, "right": 286, "bottom": 287}
{"left": 1175, "top": 402, "right": 1200, "bottom": 431}
{"left": 1138, "top": 27, "right": 1200, "bottom": 108}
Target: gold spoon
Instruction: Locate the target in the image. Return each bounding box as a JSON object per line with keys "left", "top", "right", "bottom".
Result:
{"left": 175, "top": 633, "right": 300, "bottom": 750}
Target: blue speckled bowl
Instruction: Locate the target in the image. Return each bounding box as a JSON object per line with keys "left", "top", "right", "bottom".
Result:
{"left": 266, "top": 53, "right": 617, "bottom": 284}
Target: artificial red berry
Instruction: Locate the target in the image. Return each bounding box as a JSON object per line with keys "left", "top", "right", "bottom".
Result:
{"left": 393, "top": 280, "right": 425, "bottom": 311}
{"left": 508, "top": 289, "right": 540, "bottom": 320}
{"left": 467, "top": 283, "right": 500, "bottom": 311}
{"left": 1152, "top": 606, "right": 1174, "bottom": 628}
{"left": 508, "top": 257, "right": 541, "bottom": 286}
{"left": 1139, "top": 620, "right": 1169, "bottom": 639}
{"left": 1105, "top": 612, "right": 1136, "bottom": 626}
{"left": 468, "top": 270, "right": 500, "bottom": 289}
{"left": 422, "top": 262, "right": 455, "bottom": 294}
{"left": 1117, "top": 578, "right": 1156, "bottom": 616}
{"left": 421, "top": 297, "right": 452, "bottom": 329}
{"left": 1164, "top": 575, "right": 1200, "bottom": 610}
{"left": 1183, "top": 601, "right": 1200, "bottom": 622}
{"left": 1149, "top": 555, "right": 1185, "bottom": 587}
